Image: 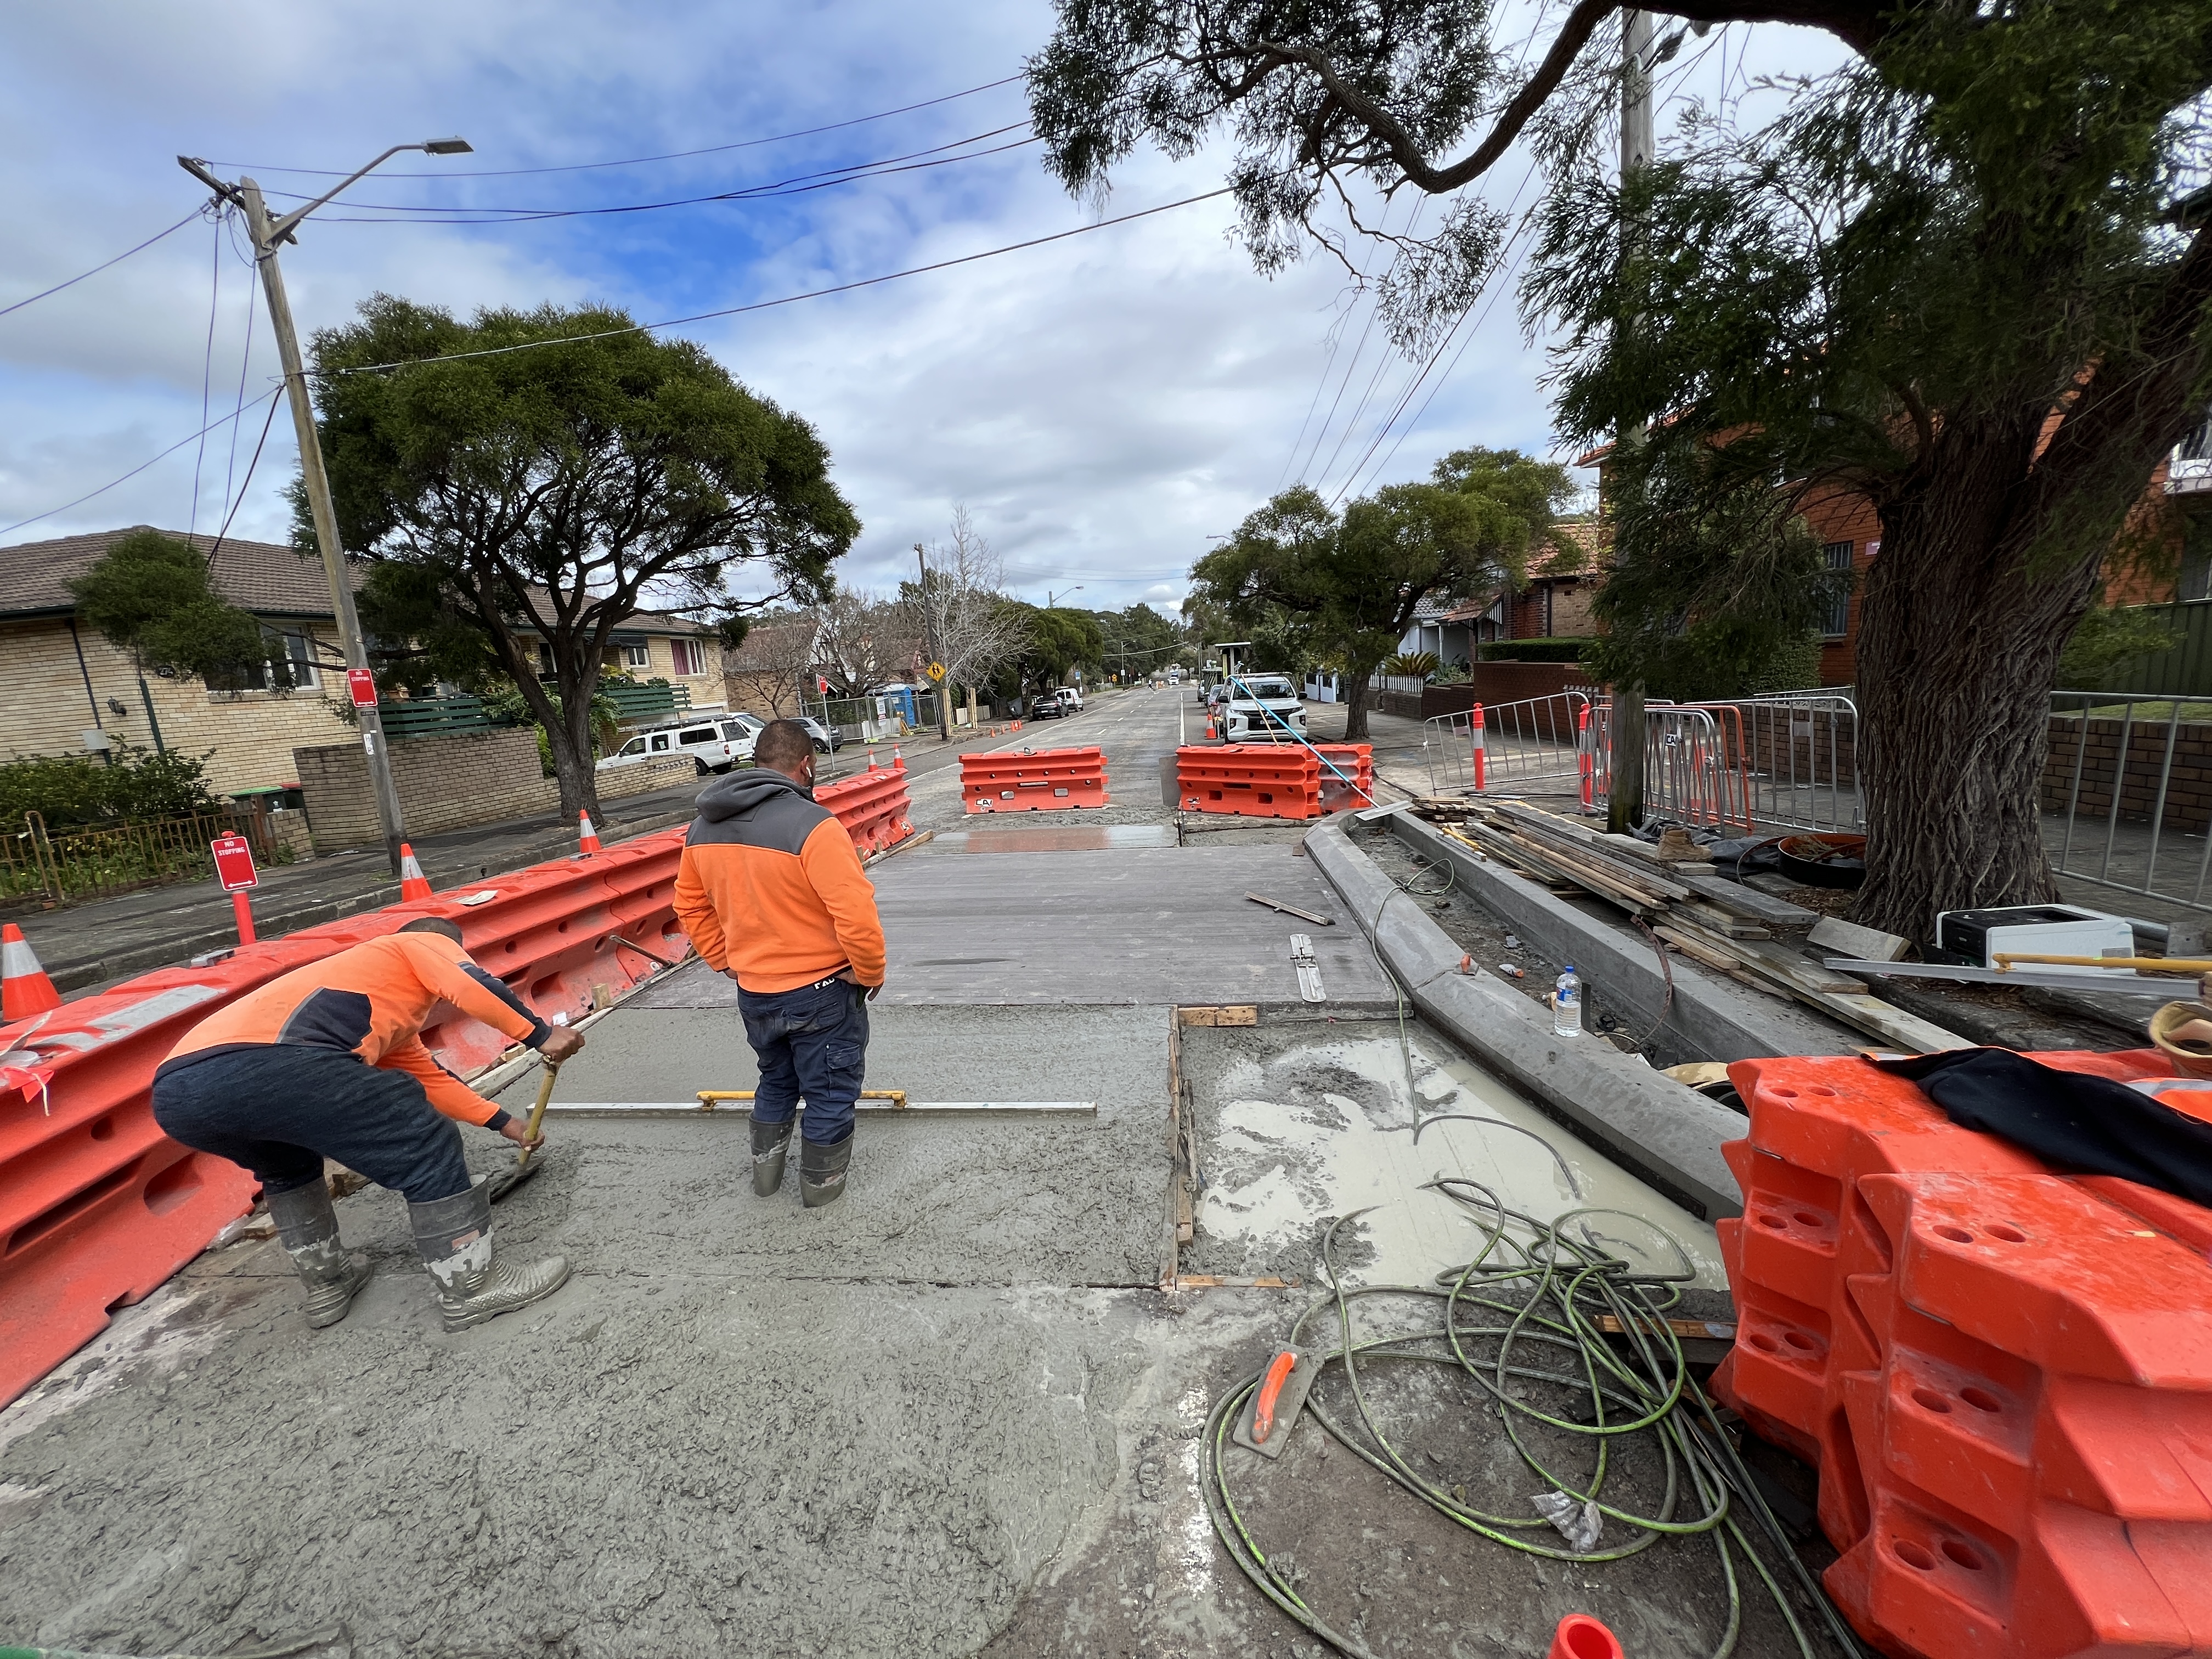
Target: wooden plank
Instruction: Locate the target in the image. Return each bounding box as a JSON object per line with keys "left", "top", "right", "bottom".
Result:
{"left": 1808, "top": 915, "right": 1912, "bottom": 962}
{"left": 1809, "top": 990, "right": 1973, "bottom": 1053}
{"left": 1180, "top": 1005, "right": 1258, "bottom": 1027}
{"left": 1671, "top": 870, "right": 1819, "bottom": 926}
{"left": 1666, "top": 918, "right": 1867, "bottom": 995}
{"left": 1652, "top": 926, "right": 1770, "bottom": 991}
{"left": 1676, "top": 901, "right": 1771, "bottom": 940}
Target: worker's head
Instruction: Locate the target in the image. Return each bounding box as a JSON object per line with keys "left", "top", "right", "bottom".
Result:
{"left": 754, "top": 719, "right": 816, "bottom": 783}
{"left": 398, "top": 916, "right": 465, "bottom": 945}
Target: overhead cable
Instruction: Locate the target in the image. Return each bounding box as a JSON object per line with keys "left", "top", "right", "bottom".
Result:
{"left": 0, "top": 208, "right": 204, "bottom": 320}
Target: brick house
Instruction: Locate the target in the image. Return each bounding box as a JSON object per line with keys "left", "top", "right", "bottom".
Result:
{"left": 0, "top": 526, "right": 729, "bottom": 798}
{"left": 718, "top": 615, "right": 820, "bottom": 718}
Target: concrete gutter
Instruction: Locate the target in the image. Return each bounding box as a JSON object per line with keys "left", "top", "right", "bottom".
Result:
{"left": 1388, "top": 810, "right": 1859, "bottom": 1063}
{"left": 1307, "top": 815, "right": 1743, "bottom": 1221}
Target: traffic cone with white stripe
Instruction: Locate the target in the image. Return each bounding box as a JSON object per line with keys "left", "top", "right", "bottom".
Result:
{"left": 2, "top": 924, "right": 62, "bottom": 1023}
{"left": 577, "top": 810, "right": 602, "bottom": 857}
{"left": 398, "top": 842, "right": 432, "bottom": 901}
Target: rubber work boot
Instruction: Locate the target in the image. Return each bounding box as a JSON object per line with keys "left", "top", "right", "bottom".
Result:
{"left": 751, "top": 1114, "right": 794, "bottom": 1197}
{"left": 800, "top": 1135, "right": 853, "bottom": 1209}
{"left": 408, "top": 1179, "right": 571, "bottom": 1332}
{"left": 267, "top": 1180, "right": 372, "bottom": 1329}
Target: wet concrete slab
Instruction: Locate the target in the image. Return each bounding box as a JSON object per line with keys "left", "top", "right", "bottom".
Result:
{"left": 927, "top": 823, "right": 1180, "bottom": 853}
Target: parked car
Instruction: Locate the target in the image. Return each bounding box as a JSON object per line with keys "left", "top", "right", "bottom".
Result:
{"left": 597, "top": 716, "right": 755, "bottom": 776}
{"left": 1053, "top": 686, "right": 1083, "bottom": 714}
{"left": 1216, "top": 674, "right": 1307, "bottom": 743}
{"left": 1029, "top": 692, "right": 1068, "bottom": 719}
{"left": 795, "top": 716, "right": 843, "bottom": 753}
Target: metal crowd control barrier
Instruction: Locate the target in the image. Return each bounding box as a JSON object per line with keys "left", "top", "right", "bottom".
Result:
{"left": 1708, "top": 692, "right": 1864, "bottom": 833}
{"left": 959, "top": 745, "right": 1110, "bottom": 813}
{"left": 1588, "top": 703, "right": 1754, "bottom": 832}
{"left": 2045, "top": 691, "right": 2212, "bottom": 913}
{"left": 0, "top": 821, "right": 697, "bottom": 1408}
{"left": 815, "top": 757, "right": 916, "bottom": 855}
{"left": 1422, "top": 691, "right": 1592, "bottom": 797}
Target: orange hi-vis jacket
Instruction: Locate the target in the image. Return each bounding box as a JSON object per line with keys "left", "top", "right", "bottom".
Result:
{"left": 673, "top": 769, "right": 887, "bottom": 994}
{"left": 157, "top": 931, "right": 552, "bottom": 1126}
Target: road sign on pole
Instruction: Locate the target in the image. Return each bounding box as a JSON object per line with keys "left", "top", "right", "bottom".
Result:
{"left": 926, "top": 661, "right": 946, "bottom": 682}
{"left": 211, "top": 834, "right": 259, "bottom": 946}
{"left": 346, "top": 667, "right": 379, "bottom": 708}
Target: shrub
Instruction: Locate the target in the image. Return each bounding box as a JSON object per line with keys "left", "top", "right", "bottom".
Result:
{"left": 0, "top": 746, "right": 221, "bottom": 831}
{"left": 1479, "top": 636, "right": 1592, "bottom": 663}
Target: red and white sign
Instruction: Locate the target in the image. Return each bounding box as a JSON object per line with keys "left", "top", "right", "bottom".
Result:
{"left": 346, "top": 668, "right": 379, "bottom": 708}
{"left": 210, "top": 834, "right": 259, "bottom": 892}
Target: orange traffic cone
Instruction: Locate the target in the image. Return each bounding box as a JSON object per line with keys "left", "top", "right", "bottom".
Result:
{"left": 2, "top": 923, "right": 62, "bottom": 1022}
{"left": 866, "top": 748, "right": 879, "bottom": 770}
{"left": 577, "top": 810, "right": 602, "bottom": 857}
{"left": 1548, "top": 1614, "right": 1623, "bottom": 1659}
{"left": 397, "top": 842, "right": 432, "bottom": 900}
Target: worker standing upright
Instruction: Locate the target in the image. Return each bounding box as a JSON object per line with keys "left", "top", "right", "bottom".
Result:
{"left": 152, "top": 917, "right": 583, "bottom": 1330}
{"left": 674, "top": 718, "right": 885, "bottom": 1207}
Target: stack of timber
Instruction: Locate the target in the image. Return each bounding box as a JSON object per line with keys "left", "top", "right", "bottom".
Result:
{"left": 1434, "top": 799, "right": 1965, "bottom": 1053}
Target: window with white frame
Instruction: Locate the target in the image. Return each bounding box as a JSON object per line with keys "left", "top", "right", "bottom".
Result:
{"left": 207, "top": 624, "right": 321, "bottom": 692}
{"left": 1820, "top": 543, "right": 1854, "bottom": 637}
{"left": 620, "top": 642, "right": 651, "bottom": 669}
{"left": 669, "top": 637, "right": 706, "bottom": 676}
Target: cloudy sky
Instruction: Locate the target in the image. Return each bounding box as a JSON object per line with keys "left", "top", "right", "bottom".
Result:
{"left": 0, "top": 4, "right": 1847, "bottom": 619}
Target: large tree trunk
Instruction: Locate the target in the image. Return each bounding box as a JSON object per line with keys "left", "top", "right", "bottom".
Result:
{"left": 1850, "top": 461, "right": 2104, "bottom": 940}
{"left": 547, "top": 661, "right": 604, "bottom": 825}
{"left": 1342, "top": 665, "right": 1375, "bottom": 740}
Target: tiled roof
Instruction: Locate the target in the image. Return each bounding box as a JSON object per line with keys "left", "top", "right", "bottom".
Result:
{"left": 0, "top": 526, "right": 351, "bottom": 619}
{"left": 1526, "top": 518, "right": 1607, "bottom": 579}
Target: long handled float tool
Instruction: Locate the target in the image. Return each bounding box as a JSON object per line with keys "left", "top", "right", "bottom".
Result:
{"left": 487, "top": 1056, "right": 560, "bottom": 1204}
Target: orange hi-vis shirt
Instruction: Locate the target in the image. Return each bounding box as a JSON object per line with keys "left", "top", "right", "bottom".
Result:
{"left": 673, "top": 769, "right": 887, "bottom": 994}
{"left": 157, "top": 931, "right": 551, "bottom": 1126}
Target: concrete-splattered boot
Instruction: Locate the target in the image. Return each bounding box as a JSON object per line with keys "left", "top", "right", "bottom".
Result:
{"left": 408, "top": 1180, "right": 570, "bottom": 1332}
{"left": 751, "top": 1114, "right": 793, "bottom": 1197}
{"left": 800, "top": 1134, "right": 852, "bottom": 1209}
{"left": 267, "top": 1181, "right": 371, "bottom": 1329}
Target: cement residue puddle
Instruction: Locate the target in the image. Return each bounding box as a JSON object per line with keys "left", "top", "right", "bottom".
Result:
{"left": 930, "top": 825, "right": 1179, "bottom": 853}
{"left": 1194, "top": 1029, "right": 1724, "bottom": 1290}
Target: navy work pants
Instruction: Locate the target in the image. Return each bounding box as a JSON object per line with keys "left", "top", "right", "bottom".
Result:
{"left": 737, "top": 975, "right": 869, "bottom": 1147}
{"left": 152, "top": 1044, "right": 473, "bottom": 1204}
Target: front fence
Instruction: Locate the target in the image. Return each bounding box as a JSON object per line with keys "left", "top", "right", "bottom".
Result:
{"left": 2, "top": 806, "right": 284, "bottom": 908}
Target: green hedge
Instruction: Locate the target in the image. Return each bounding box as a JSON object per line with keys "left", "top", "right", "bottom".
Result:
{"left": 1478, "top": 636, "right": 1592, "bottom": 663}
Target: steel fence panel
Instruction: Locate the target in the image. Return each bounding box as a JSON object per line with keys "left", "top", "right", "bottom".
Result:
{"left": 1421, "top": 691, "right": 1590, "bottom": 796}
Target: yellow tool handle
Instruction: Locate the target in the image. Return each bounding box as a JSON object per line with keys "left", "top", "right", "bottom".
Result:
{"left": 515, "top": 1058, "right": 560, "bottom": 1168}
{"left": 1991, "top": 953, "right": 2212, "bottom": 973}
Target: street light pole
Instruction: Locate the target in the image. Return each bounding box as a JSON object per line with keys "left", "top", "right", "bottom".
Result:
{"left": 179, "top": 139, "right": 471, "bottom": 875}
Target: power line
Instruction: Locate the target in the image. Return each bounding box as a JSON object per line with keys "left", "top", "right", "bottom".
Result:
{"left": 219, "top": 256, "right": 261, "bottom": 522}
{"left": 319, "top": 187, "right": 1235, "bottom": 377}
{"left": 202, "top": 391, "right": 286, "bottom": 573}
{"left": 211, "top": 74, "right": 1028, "bottom": 179}
{"left": 297, "top": 127, "right": 1040, "bottom": 226}
{"left": 0, "top": 208, "right": 204, "bottom": 320}
{"left": 0, "top": 387, "right": 282, "bottom": 541}
{"left": 189, "top": 214, "right": 223, "bottom": 538}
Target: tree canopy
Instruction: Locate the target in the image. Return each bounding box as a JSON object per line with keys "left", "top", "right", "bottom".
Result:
{"left": 69, "top": 531, "right": 284, "bottom": 690}
{"left": 311, "top": 297, "right": 859, "bottom": 817}
{"left": 1191, "top": 446, "right": 1574, "bottom": 736}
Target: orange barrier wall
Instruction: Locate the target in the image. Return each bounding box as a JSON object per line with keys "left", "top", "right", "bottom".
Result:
{"left": 1713, "top": 1051, "right": 2212, "bottom": 1658}
{"left": 815, "top": 758, "right": 916, "bottom": 854}
{"left": 1177, "top": 744, "right": 1327, "bottom": 819}
{"left": 0, "top": 824, "right": 693, "bottom": 1408}
{"left": 959, "top": 746, "right": 1110, "bottom": 813}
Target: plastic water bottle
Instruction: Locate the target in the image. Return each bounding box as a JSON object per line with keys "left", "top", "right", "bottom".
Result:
{"left": 1552, "top": 965, "right": 1583, "bottom": 1038}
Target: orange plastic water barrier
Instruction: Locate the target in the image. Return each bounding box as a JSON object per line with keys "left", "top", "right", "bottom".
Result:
{"left": 1712, "top": 1050, "right": 2212, "bottom": 1658}
{"left": 815, "top": 758, "right": 916, "bottom": 854}
{"left": 1176, "top": 744, "right": 1324, "bottom": 819}
{"left": 959, "top": 746, "right": 1110, "bottom": 813}
{"left": 0, "top": 821, "right": 695, "bottom": 1408}
{"left": 1311, "top": 743, "right": 1374, "bottom": 812}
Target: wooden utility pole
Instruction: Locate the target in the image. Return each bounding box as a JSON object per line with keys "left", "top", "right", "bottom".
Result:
{"left": 1607, "top": 11, "right": 1655, "bottom": 834}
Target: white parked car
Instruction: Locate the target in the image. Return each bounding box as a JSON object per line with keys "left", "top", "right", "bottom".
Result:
{"left": 1217, "top": 674, "right": 1306, "bottom": 743}
{"left": 1054, "top": 687, "right": 1084, "bottom": 715}
{"left": 597, "top": 716, "right": 755, "bottom": 776}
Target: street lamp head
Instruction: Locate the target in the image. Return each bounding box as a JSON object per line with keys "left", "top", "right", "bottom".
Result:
{"left": 421, "top": 137, "right": 473, "bottom": 155}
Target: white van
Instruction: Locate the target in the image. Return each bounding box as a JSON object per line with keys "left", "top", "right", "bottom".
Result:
{"left": 597, "top": 716, "right": 755, "bottom": 776}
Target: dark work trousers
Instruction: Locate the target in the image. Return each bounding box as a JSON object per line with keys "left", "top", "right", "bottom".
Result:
{"left": 152, "top": 1044, "right": 473, "bottom": 1204}
{"left": 737, "top": 975, "right": 870, "bottom": 1147}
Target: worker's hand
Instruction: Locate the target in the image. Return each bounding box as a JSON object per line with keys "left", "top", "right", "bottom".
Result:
{"left": 539, "top": 1026, "right": 586, "bottom": 1064}
{"left": 498, "top": 1117, "right": 545, "bottom": 1151}
{"left": 865, "top": 977, "right": 885, "bottom": 1002}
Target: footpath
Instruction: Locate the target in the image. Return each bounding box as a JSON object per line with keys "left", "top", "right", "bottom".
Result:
{"left": 16, "top": 718, "right": 1005, "bottom": 998}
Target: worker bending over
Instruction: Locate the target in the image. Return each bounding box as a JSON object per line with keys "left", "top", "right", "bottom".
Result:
{"left": 674, "top": 718, "right": 885, "bottom": 1206}
{"left": 153, "top": 917, "right": 583, "bottom": 1330}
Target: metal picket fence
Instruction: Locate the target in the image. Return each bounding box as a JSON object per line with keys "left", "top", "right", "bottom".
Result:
{"left": 2044, "top": 692, "right": 2212, "bottom": 911}
{"left": 3, "top": 805, "right": 287, "bottom": 907}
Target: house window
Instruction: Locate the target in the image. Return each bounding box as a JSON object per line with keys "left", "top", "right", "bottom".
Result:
{"left": 536, "top": 642, "right": 557, "bottom": 678}
{"left": 1820, "top": 542, "right": 1854, "bottom": 637}
{"left": 620, "top": 643, "right": 651, "bottom": 669}
{"left": 669, "top": 638, "right": 706, "bottom": 676}
{"left": 207, "top": 625, "right": 320, "bottom": 691}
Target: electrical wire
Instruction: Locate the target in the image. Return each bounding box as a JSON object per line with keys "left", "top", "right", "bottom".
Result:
{"left": 219, "top": 255, "right": 261, "bottom": 523}
{"left": 202, "top": 391, "right": 286, "bottom": 573}
{"left": 314, "top": 187, "right": 1235, "bottom": 377}
{"left": 282, "top": 123, "right": 1039, "bottom": 225}
{"left": 0, "top": 207, "right": 204, "bottom": 320}
{"left": 189, "top": 214, "right": 223, "bottom": 539}
{"left": 0, "top": 387, "right": 282, "bottom": 540}
{"left": 211, "top": 73, "right": 1027, "bottom": 178}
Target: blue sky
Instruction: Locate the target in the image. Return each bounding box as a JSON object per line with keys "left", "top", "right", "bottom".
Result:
{"left": 0, "top": 3, "right": 1847, "bottom": 619}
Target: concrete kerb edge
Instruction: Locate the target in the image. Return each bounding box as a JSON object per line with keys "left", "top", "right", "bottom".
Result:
{"left": 1385, "top": 811, "right": 1860, "bottom": 1064}
{"left": 1305, "top": 816, "right": 1744, "bottom": 1221}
